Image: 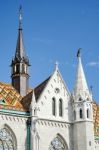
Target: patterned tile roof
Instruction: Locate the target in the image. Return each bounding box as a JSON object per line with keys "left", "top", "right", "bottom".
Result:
{"left": 93, "top": 102, "right": 99, "bottom": 137}
{"left": 0, "top": 82, "right": 25, "bottom": 111}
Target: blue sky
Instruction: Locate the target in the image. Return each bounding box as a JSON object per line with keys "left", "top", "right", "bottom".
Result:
{"left": 0, "top": 0, "right": 99, "bottom": 103}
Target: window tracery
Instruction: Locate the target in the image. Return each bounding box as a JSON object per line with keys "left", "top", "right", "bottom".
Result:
{"left": 49, "top": 136, "right": 66, "bottom": 150}
{"left": 0, "top": 127, "right": 16, "bottom": 150}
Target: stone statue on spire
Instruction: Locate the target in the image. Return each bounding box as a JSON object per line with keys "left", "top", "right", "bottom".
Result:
{"left": 77, "top": 48, "right": 81, "bottom": 58}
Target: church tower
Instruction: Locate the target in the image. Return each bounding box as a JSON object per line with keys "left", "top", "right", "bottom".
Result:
{"left": 11, "top": 7, "right": 30, "bottom": 97}
{"left": 72, "top": 49, "right": 94, "bottom": 150}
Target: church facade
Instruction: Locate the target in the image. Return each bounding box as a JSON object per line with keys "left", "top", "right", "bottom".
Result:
{"left": 0, "top": 8, "right": 99, "bottom": 150}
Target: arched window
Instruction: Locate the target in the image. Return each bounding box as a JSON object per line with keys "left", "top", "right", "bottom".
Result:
{"left": 22, "top": 64, "right": 25, "bottom": 73}
{"left": 80, "top": 109, "right": 83, "bottom": 119}
{"left": 87, "top": 109, "right": 90, "bottom": 118}
{"left": 74, "top": 110, "right": 76, "bottom": 120}
{"left": 52, "top": 98, "right": 56, "bottom": 116}
{"left": 59, "top": 99, "right": 63, "bottom": 117}
{"left": 16, "top": 64, "right": 20, "bottom": 73}
{"left": 0, "top": 125, "right": 17, "bottom": 150}
{"left": 49, "top": 134, "right": 68, "bottom": 150}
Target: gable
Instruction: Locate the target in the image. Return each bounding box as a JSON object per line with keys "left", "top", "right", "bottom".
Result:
{"left": 35, "top": 68, "right": 71, "bottom": 121}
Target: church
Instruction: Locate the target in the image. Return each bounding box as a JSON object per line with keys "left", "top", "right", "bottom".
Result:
{"left": 0, "top": 7, "right": 99, "bottom": 150}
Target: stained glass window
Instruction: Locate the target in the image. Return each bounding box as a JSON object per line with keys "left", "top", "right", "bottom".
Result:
{"left": 49, "top": 136, "right": 66, "bottom": 150}
{"left": 0, "top": 128, "right": 14, "bottom": 150}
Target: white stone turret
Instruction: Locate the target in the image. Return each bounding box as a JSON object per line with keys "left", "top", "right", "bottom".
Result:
{"left": 30, "top": 90, "right": 39, "bottom": 150}
{"left": 72, "top": 49, "right": 94, "bottom": 150}
{"left": 30, "top": 90, "right": 37, "bottom": 117}
{"left": 73, "top": 49, "right": 92, "bottom": 102}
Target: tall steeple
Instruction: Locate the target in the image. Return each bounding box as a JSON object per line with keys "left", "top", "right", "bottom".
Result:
{"left": 11, "top": 6, "right": 30, "bottom": 97}
{"left": 73, "top": 49, "right": 92, "bottom": 101}
{"left": 72, "top": 50, "right": 94, "bottom": 150}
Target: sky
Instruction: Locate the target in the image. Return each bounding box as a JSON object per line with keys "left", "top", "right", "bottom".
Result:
{"left": 0, "top": 0, "right": 99, "bottom": 103}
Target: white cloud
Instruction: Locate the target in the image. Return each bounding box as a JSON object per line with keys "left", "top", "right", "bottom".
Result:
{"left": 87, "top": 61, "right": 99, "bottom": 67}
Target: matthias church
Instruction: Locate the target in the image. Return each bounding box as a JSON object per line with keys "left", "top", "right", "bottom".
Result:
{"left": 0, "top": 8, "right": 99, "bottom": 150}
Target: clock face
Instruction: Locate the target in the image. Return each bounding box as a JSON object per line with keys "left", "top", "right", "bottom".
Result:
{"left": 49, "top": 137, "right": 65, "bottom": 150}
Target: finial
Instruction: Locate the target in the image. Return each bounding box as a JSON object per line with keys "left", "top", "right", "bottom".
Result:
{"left": 77, "top": 48, "right": 81, "bottom": 58}
{"left": 19, "top": 5, "right": 22, "bottom": 29}
{"left": 55, "top": 61, "right": 59, "bottom": 70}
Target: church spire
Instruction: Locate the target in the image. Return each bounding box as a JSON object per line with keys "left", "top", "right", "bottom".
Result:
{"left": 14, "top": 6, "right": 29, "bottom": 64}
{"left": 19, "top": 5, "right": 22, "bottom": 29}
{"left": 74, "top": 49, "right": 90, "bottom": 98}
{"left": 11, "top": 6, "right": 30, "bottom": 97}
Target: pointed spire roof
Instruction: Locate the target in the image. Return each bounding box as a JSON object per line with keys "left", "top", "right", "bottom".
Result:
{"left": 30, "top": 90, "right": 36, "bottom": 111}
{"left": 14, "top": 6, "right": 29, "bottom": 65}
{"left": 74, "top": 49, "right": 90, "bottom": 96}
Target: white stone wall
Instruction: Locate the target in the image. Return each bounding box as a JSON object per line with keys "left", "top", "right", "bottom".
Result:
{"left": 34, "top": 119, "right": 73, "bottom": 150}
{"left": 33, "top": 69, "right": 73, "bottom": 150}
{"left": 0, "top": 113, "right": 28, "bottom": 150}
{"left": 73, "top": 122, "right": 95, "bottom": 150}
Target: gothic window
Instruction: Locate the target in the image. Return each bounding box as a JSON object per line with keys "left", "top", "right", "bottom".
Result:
{"left": 87, "top": 109, "right": 89, "bottom": 118}
{"left": 22, "top": 64, "right": 25, "bottom": 73}
{"left": 74, "top": 110, "right": 76, "bottom": 120}
{"left": 80, "top": 109, "right": 83, "bottom": 119}
{"left": 49, "top": 135, "right": 67, "bottom": 150}
{"left": 16, "top": 64, "right": 20, "bottom": 73}
{"left": 59, "top": 99, "right": 63, "bottom": 117}
{"left": 52, "top": 98, "right": 56, "bottom": 116}
{"left": 0, "top": 126, "right": 16, "bottom": 150}
{"left": 25, "top": 65, "right": 27, "bottom": 74}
